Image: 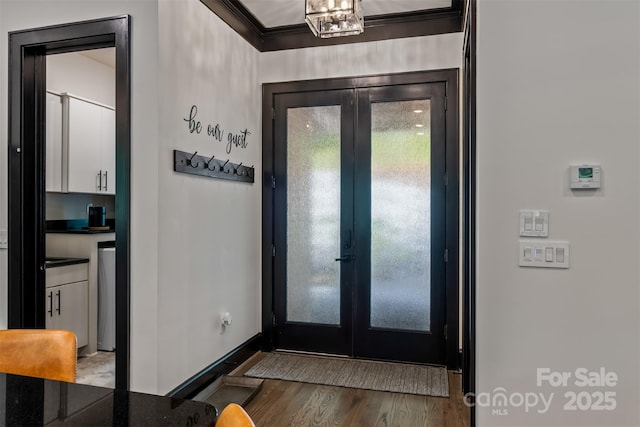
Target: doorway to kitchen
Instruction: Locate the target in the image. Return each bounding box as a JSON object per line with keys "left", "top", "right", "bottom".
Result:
{"left": 45, "top": 48, "right": 117, "bottom": 388}
{"left": 7, "top": 16, "right": 130, "bottom": 389}
{"left": 262, "top": 69, "right": 459, "bottom": 369}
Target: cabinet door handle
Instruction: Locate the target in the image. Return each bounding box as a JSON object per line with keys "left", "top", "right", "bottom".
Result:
{"left": 98, "top": 170, "right": 102, "bottom": 191}
{"left": 56, "top": 290, "right": 61, "bottom": 315}
{"left": 104, "top": 170, "right": 108, "bottom": 192}
{"left": 48, "top": 292, "right": 53, "bottom": 317}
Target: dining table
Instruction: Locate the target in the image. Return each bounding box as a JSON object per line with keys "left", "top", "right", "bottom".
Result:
{"left": 0, "top": 372, "right": 218, "bottom": 426}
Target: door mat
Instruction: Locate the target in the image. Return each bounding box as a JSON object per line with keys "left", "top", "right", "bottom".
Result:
{"left": 244, "top": 352, "right": 449, "bottom": 398}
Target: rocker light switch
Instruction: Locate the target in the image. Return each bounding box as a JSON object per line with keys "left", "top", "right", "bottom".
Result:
{"left": 519, "top": 210, "right": 549, "bottom": 237}
{"left": 524, "top": 215, "right": 533, "bottom": 231}
{"left": 519, "top": 240, "right": 570, "bottom": 269}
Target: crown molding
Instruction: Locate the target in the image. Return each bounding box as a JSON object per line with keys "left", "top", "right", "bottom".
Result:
{"left": 201, "top": 0, "right": 463, "bottom": 52}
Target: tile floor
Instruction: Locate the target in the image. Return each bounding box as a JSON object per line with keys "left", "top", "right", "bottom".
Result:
{"left": 76, "top": 351, "right": 115, "bottom": 388}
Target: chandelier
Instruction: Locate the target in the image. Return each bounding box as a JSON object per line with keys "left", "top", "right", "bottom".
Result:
{"left": 305, "top": 0, "right": 364, "bottom": 38}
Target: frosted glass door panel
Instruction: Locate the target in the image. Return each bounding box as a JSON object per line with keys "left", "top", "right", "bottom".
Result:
{"left": 370, "top": 100, "right": 431, "bottom": 332}
{"left": 286, "top": 106, "right": 341, "bottom": 325}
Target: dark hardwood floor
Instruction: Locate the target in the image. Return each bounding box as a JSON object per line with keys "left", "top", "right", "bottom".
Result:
{"left": 231, "top": 353, "right": 470, "bottom": 426}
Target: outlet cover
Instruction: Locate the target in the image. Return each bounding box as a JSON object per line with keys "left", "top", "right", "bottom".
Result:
{"left": 0, "top": 230, "right": 7, "bottom": 249}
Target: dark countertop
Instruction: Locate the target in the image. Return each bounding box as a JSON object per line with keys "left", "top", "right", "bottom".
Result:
{"left": 45, "top": 257, "right": 90, "bottom": 268}
{"left": 46, "top": 228, "right": 115, "bottom": 234}
{"left": 46, "top": 219, "right": 115, "bottom": 234}
{"left": 2, "top": 372, "right": 218, "bottom": 426}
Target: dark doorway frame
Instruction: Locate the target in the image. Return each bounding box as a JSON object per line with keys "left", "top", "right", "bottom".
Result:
{"left": 262, "top": 69, "right": 460, "bottom": 369}
{"left": 462, "top": 0, "right": 477, "bottom": 424}
{"left": 7, "top": 15, "right": 131, "bottom": 390}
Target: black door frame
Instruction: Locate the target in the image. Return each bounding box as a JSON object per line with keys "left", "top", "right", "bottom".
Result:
{"left": 271, "top": 89, "right": 355, "bottom": 356}
{"left": 262, "top": 69, "right": 460, "bottom": 369}
{"left": 463, "top": 0, "right": 477, "bottom": 421}
{"left": 354, "top": 82, "right": 448, "bottom": 364}
{"left": 7, "top": 16, "right": 131, "bottom": 390}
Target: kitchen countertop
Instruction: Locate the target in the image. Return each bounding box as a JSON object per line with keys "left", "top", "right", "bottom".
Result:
{"left": 45, "top": 257, "right": 90, "bottom": 268}
{"left": 46, "top": 219, "right": 115, "bottom": 234}
{"left": 46, "top": 228, "right": 115, "bottom": 234}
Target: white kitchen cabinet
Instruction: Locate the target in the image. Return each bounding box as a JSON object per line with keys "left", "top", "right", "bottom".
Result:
{"left": 47, "top": 233, "right": 115, "bottom": 355}
{"left": 62, "top": 93, "right": 115, "bottom": 195}
{"left": 46, "top": 92, "right": 63, "bottom": 192}
{"left": 46, "top": 263, "right": 89, "bottom": 348}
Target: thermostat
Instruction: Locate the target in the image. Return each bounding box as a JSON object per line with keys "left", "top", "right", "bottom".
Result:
{"left": 570, "top": 165, "right": 601, "bottom": 189}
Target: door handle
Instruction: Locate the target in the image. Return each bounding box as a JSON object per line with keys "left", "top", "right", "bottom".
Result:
{"left": 98, "top": 170, "right": 102, "bottom": 191}
{"left": 104, "top": 170, "right": 108, "bottom": 192}
{"left": 48, "top": 292, "right": 53, "bottom": 317}
{"left": 335, "top": 255, "right": 354, "bottom": 262}
{"left": 56, "top": 290, "right": 61, "bottom": 315}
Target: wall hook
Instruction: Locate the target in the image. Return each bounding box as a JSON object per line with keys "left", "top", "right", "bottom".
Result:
{"left": 205, "top": 154, "right": 216, "bottom": 171}
{"left": 188, "top": 151, "right": 199, "bottom": 168}
{"left": 173, "top": 150, "right": 254, "bottom": 183}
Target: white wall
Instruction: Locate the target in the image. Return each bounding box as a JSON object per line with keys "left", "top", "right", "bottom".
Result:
{"left": 155, "top": 0, "right": 261, "bottom": 393}
{"left": 47, "top": 50, "right": 115, "bottom": 107}
{"left": 476, "top": 1, "right": 640, "bottom": 425}
{"left": 0, "top": 0, "right": 161, "bottom": 393}
{"left": 261, "top": 33, "right": 463, "bottom": 83}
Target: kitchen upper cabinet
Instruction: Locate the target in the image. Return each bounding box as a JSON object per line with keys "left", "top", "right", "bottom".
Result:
{"left": 62, "top": 94, "right": 115, "bottom": 195}
{"left": 46, "top": 92, "right": 63, "bottom": 192}
{"left": 46, "top": 263, "right": 89, "bottom": 348}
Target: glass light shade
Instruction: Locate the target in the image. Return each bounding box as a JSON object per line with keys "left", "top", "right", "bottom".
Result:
{"left": 305, "top": 0, "right": 364, "bottom": 38}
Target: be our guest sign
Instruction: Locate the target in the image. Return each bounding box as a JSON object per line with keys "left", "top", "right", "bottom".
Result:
{"left": 173, "top": 105, "right": 254, "bottom": 183}
{"left": 183, "top": 104, "right": 251, "bottom": 155}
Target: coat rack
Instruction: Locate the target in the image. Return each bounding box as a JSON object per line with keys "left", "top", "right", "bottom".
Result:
{"left": 173, "top": 150, "right": 254, "bottom": 183}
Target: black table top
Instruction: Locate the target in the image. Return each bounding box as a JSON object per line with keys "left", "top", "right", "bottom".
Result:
{"left": 1, "top": 373, "right": 218, "bottom": 426}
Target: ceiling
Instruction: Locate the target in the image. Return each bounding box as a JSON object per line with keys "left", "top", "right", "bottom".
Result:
{"left": 238, "top": 0, "right": 452, "bottom": 28}
{"left": 201, "top": 0, "right": 464, "bottom": 51}
{"left": 79, "top": 48, "right": 115, "bottom": 69}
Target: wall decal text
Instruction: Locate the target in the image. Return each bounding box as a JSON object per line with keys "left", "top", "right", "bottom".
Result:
{"left": 183, "top": 104, "right": 251, "bottom": 154}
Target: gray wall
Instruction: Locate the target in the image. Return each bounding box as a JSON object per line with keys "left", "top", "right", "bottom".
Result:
{"left": 476, "top": 1, "right": 640, "bottom": 425}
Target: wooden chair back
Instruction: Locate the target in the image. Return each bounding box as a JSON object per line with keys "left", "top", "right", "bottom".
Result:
{"left": 215, "top": 403, "right": 255, "bottom": 427}
{"left": 0, "top": 329, "right": 76, "bottom": 382}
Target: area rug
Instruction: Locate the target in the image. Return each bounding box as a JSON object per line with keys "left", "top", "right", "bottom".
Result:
{"left": 244, "top": 352, "right": 449, "bottom": 397}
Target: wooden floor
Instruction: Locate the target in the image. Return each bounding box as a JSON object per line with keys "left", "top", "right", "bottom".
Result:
{"left": 231, "top": 353, "right": 470, "bottom": 427}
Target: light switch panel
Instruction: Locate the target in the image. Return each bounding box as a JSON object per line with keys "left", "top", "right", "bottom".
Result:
{"left": 519, "top": 210, "right": 549, "bottom": 237}
{"left": 0, "top": 230, "right": 7, "bottom": 249}
{"left": 519, "top": 240, "right": 569, "bottom": 269}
